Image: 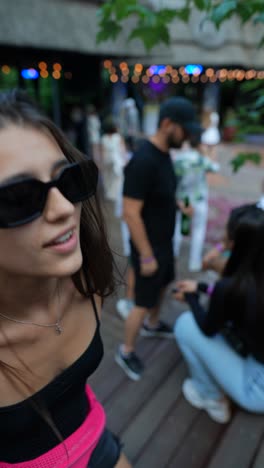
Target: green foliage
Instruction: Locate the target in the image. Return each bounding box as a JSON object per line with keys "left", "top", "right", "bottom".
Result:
{"left": 97, "top": 0, "right": 264, "bottom": 50}
{"left": 230, "top": 153, "right": 262, "bottom": 173}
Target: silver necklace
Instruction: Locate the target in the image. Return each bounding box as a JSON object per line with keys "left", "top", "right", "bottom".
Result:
{"left": 0, "top": 311, "right": 63, "bottom": 335}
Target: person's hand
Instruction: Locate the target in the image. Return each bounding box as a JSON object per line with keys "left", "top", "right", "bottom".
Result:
{"left": 177, "top": 280, "right": 198, "bottom": 294}
{"left": 177, "top": 201, "right": 194, "bottom": 217}
{"left": 172, "top": 289, "right": 186, "bottom": 302}
{"left": 140, "top": 256, "right": 158, "bottom": 276}
{"left": 202, "top": 246, "right": 222, "bottom": 270}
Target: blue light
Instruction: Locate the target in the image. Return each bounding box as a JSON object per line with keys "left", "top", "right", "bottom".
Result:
{"left": 21, "top": 68, "right": 39, "bottom": 80}
{"left": 185, "top": 64, "right": 203, "bottom": 75}
{"left": 149, "top": 64, "right": 166, "bottom": 75}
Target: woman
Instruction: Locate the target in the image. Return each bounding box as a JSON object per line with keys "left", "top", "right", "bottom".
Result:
{"left": 0, "top": 90, "right": 131, "bottom": 467}
{"left": 174, "top": 203, "right": 264, "bottom": 423}
{"left": 101, "top": 117, "right": 126, "bottom": 205}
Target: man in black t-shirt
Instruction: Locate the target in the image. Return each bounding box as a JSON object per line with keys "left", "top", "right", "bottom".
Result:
{"left": 115, "top": 97, "right": 200, "bottom": 381}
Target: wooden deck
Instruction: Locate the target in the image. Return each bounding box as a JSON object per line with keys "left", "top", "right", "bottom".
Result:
{"left": 92, "top": 202, "right": 264, "bottom": 467}
{"left": 90, "top": 301, "right": 264, "bottom": 468}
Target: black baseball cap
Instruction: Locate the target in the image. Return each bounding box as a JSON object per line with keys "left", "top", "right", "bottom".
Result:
{"left": 159, "top": 97, "right": 202, "bottom": 135}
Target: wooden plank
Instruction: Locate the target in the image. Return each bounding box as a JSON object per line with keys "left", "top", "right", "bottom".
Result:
{"left": 105, "top": 340, "right": 181, "bottom": 435}
{"left": 252, "top": 438, "right": 264, "bottom": 468}
{"left": 207, "top": 411, "right": 264, "bottom": 468}
{"left": 90, "top": 336, "right": 160, "bottom": 403}
{"left": 167, "top": 412, "right": 225, "bottom": 468}
{"left": 120, "top": 362, "right": 187, "bottom": 463}
{"left": 135, "top": 397, "right": 198, "bottom": 468}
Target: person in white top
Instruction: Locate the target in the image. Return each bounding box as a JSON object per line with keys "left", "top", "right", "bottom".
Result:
{"left": 201, "top": 111, "right": 221, "bottom": 158}
{"left": 101, "top": 117, "right": 127, "bottom": 204}
{"left": 173, "top": 127, "right": 220, "bottom": 271}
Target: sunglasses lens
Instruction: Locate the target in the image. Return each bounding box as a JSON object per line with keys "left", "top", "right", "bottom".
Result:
{"left": 0, "top": 180, "right": 43, "bottom": 227}
{"left": 59, "top": 161, "right": 98, "bottom": 203}
{"left": 0, "top": 160, "right": 98, "bottom": 228}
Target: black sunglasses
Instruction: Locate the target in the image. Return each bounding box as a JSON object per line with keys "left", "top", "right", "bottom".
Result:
{"left": 0, "top": 160, "right": 98, "bottom": 228}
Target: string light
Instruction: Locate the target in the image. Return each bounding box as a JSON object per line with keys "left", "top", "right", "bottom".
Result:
{"left": 103, "top": 60, "right": 112, "bottom": 68}
{"left": 52, "top": 70, "right": 61, "bottom": 79}
{"left": 110, "top": 74, "right": 118, "bottom": 83}
{"left": 38, "top": 61, "right": 47, "bottom": 70}
{"left": 53, "top": 63, "right": 62, "bottom": 72}
{"left": 152, "top": 75, "right": 160, "bottom": 83}
{"left": 142, "top": 75, "right": 150, "bottom": 84}
{"left": 40, "top": 70, "right": 49, "bottom": 78}
{"left": 103, "top": 61, "right": 264, "bottom": 85}
{"left": 1, "top": 65, "right": 10, "bottom": 74}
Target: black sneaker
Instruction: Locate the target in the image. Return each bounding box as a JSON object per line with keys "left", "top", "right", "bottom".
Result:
{"left": 140, "top": 320, "right": 174, "bottom": 338}
{"left": 115, "top": 347, "right": 144, "bottom": 381}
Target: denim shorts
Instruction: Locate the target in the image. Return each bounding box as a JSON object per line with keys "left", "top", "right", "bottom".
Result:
{"left": 88, "top": 428, "right": 122, "bottom": 468}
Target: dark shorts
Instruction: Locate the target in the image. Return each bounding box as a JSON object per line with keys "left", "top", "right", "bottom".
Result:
{"left": 88, "top": 428, "right": 122, "bottom": 468}
{"left": 131, "top": 245, "right": 175, "bottom": 309}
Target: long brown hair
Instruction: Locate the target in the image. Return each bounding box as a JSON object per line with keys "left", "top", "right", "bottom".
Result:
{"left": 0, "top": 89, "right": 116, "bottom": 456}
{"left": 0, "top": 89, "right": 115, "bottom": 298}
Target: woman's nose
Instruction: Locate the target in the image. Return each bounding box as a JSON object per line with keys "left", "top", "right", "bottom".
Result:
{"left": 43, "top": 187, "right": 75, "bottom": 222}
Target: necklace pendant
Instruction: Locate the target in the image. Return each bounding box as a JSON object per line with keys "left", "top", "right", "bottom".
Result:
{"left": 55, "top": 323, "right": 62, "bottom": 335}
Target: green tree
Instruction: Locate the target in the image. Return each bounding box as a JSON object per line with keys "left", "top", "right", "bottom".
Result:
{"left": 97, "top": 0, "right": 264, "bottom": 172}
{"left": 97, "top": 1, "right": 264, "bottom": 51}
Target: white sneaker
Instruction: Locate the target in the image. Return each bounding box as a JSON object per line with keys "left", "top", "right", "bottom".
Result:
{"left": 182, "top": 379, "right": 231, "bottom": 424}
{"left": 116, "top": 299, "right": 134, "bottom": 320}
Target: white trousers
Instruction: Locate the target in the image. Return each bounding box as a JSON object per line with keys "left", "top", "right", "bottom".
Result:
{"left": 173, "top": 199, "right": 208, "bottom": 271}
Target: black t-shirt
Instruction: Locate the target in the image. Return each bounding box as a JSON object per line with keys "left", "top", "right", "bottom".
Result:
{"left": 123, "top": 139, "right": 177, "bottom": 249}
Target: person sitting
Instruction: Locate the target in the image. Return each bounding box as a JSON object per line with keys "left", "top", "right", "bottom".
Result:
{"left": 173, "top": 203, "right": 264, "bottom": 423}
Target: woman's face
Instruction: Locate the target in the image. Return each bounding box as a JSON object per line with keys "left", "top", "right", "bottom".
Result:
{"left": 0, "top": 124, "right": 83, "bottom": 279}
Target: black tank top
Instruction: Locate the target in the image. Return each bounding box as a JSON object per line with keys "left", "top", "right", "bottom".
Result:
{"left": 0, "top": 296, "right": 104, "bottom": 463}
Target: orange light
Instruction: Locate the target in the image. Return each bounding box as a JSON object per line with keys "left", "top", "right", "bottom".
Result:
{"left": 53, "top": 63, "right": 62, "bottom": 72}
{"left": 131, "top": 75, "right": 139, "bottom": 83}
{"left": 119, "top": 61, "right": 128, "bottom": 70}
{"left": 162, "top": 75, "right": 170, "bottom": 84}
{"left": 146, "top": 68, "right": 154, "bottom": 77}
{"left": 122, "top": 68, "right": 130, "bottom": 76}
{"left": 142, "top": 75, "right": 150, "bottom": 84}
{"left": 38, "top": 61, "right": 47, "bottom": 70}
{"left": 121, "top": 75, "right": 129, "bottom": 83}
{"left": 134, "top": 63, "right": 143, "bottom": 73}
{"left": 179, "top": 66, "right": 185, "bottom": 76}
{"left": 110, "top": 74, "right": 118, "bottom": 83}
{"left": 152, "top": 75, "right": 160, "bottom": 83}
{"left": 171, "top": 69, "right": 178, "bottom": 78}
{"left": 257, "top": 71, "right": 264, "bottom": 79}
{"left": 165, "top": 65, "right": 172, "bottom": 74}
{"left": 200, "top": 75, "right": 208, "bottom": 83}
{"left": 210, "top": 75, "right": 217, "bottom": 83}
{"left": 103, "top": 60, "right": 112, "bottom": 68}
{"left": 206, "top": 68, "right": 214, "bottom": 77}
{"left": 1, "top": 65, "right": 10, "bottom": 74}
{"left": 236, "top": 70, "right": 245, "bottom": 81}
{"left": 52, "top": 70, "right": 61, "bottom": 79}
{"left": 40, "top": 70, "right": 49, "bottom": 78}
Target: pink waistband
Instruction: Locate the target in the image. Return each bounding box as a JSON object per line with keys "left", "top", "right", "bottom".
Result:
{"left": 0, "top": 385, "right": 106, "bottom": 468}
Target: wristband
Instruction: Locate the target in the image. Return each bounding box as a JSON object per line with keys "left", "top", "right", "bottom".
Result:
{"left": 206, "top": 284, "right": 214, "bottom": 296}
{"left": 140, "top": 256, "right": 154, "bottom": 264}
{"left": 215, "top": 242, "right": 224, "bottom": 253}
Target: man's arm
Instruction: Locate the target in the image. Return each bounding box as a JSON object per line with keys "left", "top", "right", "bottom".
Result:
{"left": 123, "top": 196, "right": 158, "bottom": 276}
